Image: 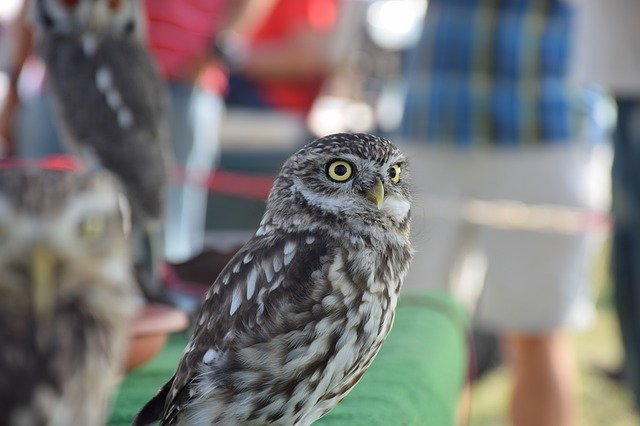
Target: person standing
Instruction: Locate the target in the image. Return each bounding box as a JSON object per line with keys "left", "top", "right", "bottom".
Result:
{"left": 401, "top": 1, "right": 602, "bottom": 424}
{"left": 572, "top": 0, "right": 640, "bottom": 412}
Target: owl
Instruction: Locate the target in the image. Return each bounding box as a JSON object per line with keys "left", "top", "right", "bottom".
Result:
{"left": 133, "top": 133, "right": 413, "bottom": 425}
{"left": 29, "top": 0, "right": 172, "bottom": 297}
{"left": 0, "top": 167, "right": 137, "bottom": 426}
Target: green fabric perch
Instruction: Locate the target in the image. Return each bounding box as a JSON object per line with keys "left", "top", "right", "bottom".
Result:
{"left": 109, "top": 291, "right": 468, "bottom": 426}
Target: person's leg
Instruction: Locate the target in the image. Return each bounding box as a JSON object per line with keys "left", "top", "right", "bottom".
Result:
{"left": 17, "top": 90, "right": 65, "bottom": 158}
{"left": 502, "top": 332, "right": 575, "bottom": 426}
{"left": 473, "top": 146, "right": 598, "bottom": 426}
{"left": 611, "top": 97, "right": 640, "bottom": 410}
{"left": 164, "top": 83, "right": 224, "bottom": 263}
{"left": 164, "top": 83, "right": 192, "bottom": 262}
{"left": 179, "top": 87, "right": 224, "bottom": 258}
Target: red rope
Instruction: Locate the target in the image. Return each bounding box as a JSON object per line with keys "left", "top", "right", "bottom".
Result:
{"left": 173, "top": 167, "right": 273, "bottom": 201}
{"left": 0, "top": 154, "right": 273, "bottom": 201}
{"left": 0, "top": 154, "right": 83, "bottom": 171}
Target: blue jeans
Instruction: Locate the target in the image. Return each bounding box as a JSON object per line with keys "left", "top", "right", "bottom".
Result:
{"left": 611, "top": 97, "right": 640, "bottom": 410}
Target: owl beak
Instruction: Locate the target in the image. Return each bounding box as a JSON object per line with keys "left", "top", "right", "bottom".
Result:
{"left": 366, "top": 178, "right": 385, "bottom": 209}
{"left": 31, "top": 244, "right": 57, "bottom": 319}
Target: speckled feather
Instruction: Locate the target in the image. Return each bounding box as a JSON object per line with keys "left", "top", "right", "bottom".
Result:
{"left": 134, "top": 133, "right": 413, "bottom": 425}
{"left": 0, "top": 169, "right": 137, "bottom": 425}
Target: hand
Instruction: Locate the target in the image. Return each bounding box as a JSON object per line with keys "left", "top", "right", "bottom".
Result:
{"left": 185, "top": 55, "right": 225, "bottom": 83}
{"left": 0, "top": 83, "right": 20, "bottom": 158}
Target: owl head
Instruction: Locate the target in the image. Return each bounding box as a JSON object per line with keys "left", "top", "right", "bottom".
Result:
{"left": 265, "top": 133, "right": 411, "bottom": 234}
{"left": 31, "top": 0, "right": 142, "bottom": 38}
{"left": 0, "top": 168, "right": 135, "bottom": 323}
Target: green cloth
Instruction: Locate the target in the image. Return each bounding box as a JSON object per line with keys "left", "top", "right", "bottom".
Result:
{"left": 109, "top": 292, "right": 468, "bottom": 425}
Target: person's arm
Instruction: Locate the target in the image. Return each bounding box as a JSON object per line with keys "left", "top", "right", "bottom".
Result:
{"left": 0, "top": 0, "right": 33, "bottom": 157}
{"left": 187, "top": 0, "right": 279, "bottom": 83}
{"left": 237, "top": 25, "right": 334, "bottom": 81}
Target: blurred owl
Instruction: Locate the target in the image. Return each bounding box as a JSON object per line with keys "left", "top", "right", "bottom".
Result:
{"left": 134, "top": 133, "right": 413, "bottom": 425}
{"left": 29, "top": 0, "right": 172, "bottom": 296}
{"left": 0, "top": 167, "right": 137, "bottom": 425}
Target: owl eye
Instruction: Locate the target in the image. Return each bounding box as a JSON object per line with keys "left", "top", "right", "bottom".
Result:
{"left": 78, "top": 215, "right": 107, "bottom": 242}
{"left": 327, "top": 160, "right": 353, "bottom": 182}
{"left": 59, "top": 0, "right": 80, "bottom": 7}
{"left": 108, "top": 0, "right": 124, "bottom": 10}
{"left": 389, "top": 164, "right": 401, "bottom": 183}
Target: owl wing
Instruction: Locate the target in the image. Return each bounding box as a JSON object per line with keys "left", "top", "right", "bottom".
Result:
{"left": 153, "top": 231, "right": 335, "bottom": 424}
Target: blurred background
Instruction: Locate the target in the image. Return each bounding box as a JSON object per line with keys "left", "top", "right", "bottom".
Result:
{"left": 0, "top": 0, "right": 638, "bottom": 424}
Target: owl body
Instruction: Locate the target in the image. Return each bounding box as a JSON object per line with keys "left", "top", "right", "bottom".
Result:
{"left": 0, "top": 168, "right": 137, "bottom": 426}
{"left": 38, "top": 34, "right": 170, "bottom": 222}
{"left": 31, "top": 0, "right": 173, "bottom": 296}
{"left": 135, "top": 133, "right": 412, "bottom": 425}
{"left": 31, "top": 0, "right": 172, "bottom": 224}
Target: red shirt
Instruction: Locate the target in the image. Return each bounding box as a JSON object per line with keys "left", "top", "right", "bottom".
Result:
{"left": 143, "top": 0, "right": 227, "bottom": 92}
{"left": 249, "top": 0, "right": 339, "bottom": 115}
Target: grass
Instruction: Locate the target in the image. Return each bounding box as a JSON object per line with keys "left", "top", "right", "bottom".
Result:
{"left": 468, "top": 241, "right": 640, "bottom": 425}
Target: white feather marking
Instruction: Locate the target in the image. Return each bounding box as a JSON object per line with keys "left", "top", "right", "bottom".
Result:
{"left": 117, "top": 108, "right": 133, "bottom": 128}
{"left": 322, "top": 293, "right": 340, "bottom": 308}
{"left": 284, "top": 240, "right": 297, "bottom": 254}
{"left": 117, "top": 193, "right": 132, "bottom": 236}
{"left": 382, "top": 196, "right": 411, "bottom": 221}
{"left": 95, "top": 67, "right": 112, "bottom": 93}
{"left": 243, "top": 253, "right": 253, "bottom": 264}
{"left": 106, "top": 89, "right": 122, "bottom": 109}
{"left": 273, "top": 254, "right": 283, "bottom": 273}
{"left": 230, "top": 287, "right": 242, "bottom": 315}
{"left": 284, "top": 245, "right": 296, "bottom": 266}
{"left": 203, "top": 348, "right": 219, "bottom": 364}
{"left": 257, "top": 287, "right": 267, "bottom": 302}
{"left": 246, "top": 268, "right": 258, "bottom": 299}
{"left": 305, "top": 236, "right": 315, "bottom": 244}
{"left": 222, "top": 274, "right": 230, "bottom": 285}
{"left": 268, "top": 275, "right": 283, "bottom": 292}
{"left": 232, "top": 262, "right": 241, "bottom": 273}
{"left": 262, "top": 260, "right": 274, "bottom": 282}
{"left": 82, "top": 35, "right": 98, "bottom": 56}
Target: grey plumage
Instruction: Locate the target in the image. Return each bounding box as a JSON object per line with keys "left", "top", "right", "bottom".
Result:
{"left": 30, "top": 0, "right": 171, "bottom": 223}
{"left": 0, "top": 168, "right": 137, "bottom": 426}
{"left": 134, "top": 133, "right": 413, "bottom": 425}
{"left": 30, "top": 0, "right": 173, "bottom": 296}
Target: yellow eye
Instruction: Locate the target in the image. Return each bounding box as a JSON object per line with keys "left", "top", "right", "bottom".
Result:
{"left": 327, "top": 160, "right": 353, "bottom": 182}
{"left": 78, "top": 215, "right": 107, "bottom": 242}
{"left": 389, "top": 164, "right": 401, "bottom": 183}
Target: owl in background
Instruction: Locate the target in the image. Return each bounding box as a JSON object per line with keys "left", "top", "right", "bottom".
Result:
{"left": 134, "top": 133, "right": 413, "bottom": 425}
{"left": 29, "top": 0, "right": 172, "bottom": 297}
{"left": 0, "top": 167, "right": 137, "bottom": 425}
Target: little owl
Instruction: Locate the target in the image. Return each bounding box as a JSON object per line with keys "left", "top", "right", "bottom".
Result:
{"left": 134, "top": 133, "right": 413, "bottom": 425}
{"left": 0, "top": 167, "right": 137, "bottom": 425}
